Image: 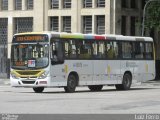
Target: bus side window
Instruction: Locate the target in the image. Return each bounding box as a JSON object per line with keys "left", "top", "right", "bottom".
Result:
{"left": 107, "top": 45, "right": 114, "bottom": 59}
{"left": 134, "top": 42, "right": 145, "bottom": 59}
{"left": 106, "top": 42, "right": 116, "bottom": 59}
{"left": 145, "top": 43, "right": 153, "bottom": 59}
{"left": 92, "top": 42, "right": 98, "bottom": 58}
{"left": 113, "top": 42, "right": 119, "bottom": 59}
{"left": 51, "top": 42, "right": 58, "bottom": 61}
{"left": 76, "top": 40, "right": 83, "bottom": 58}
{"left": 79, "top": 40, "right": 92, "bottom": 59}
{"left": 69, "top": 40, "right": 77, "bottom": 59}
{"left": 98, "top": 41, "right": 105, "bottom": 59}
{"left": 122, "top": 42, "right": 132, "bottom": 59}
{"left": 50, "top": 40, "right": 64, "bottom": 64}
{"left": 64, "top": 41, "right": 70, "bottom": 58}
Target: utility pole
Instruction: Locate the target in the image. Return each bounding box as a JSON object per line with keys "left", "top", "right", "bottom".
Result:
{"left": 142, "top": 0, "right": 159, "bottom": 36}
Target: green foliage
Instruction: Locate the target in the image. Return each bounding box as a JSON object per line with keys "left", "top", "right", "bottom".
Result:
{"left": 145, "top": 1, "right": 160, "bottom": 30}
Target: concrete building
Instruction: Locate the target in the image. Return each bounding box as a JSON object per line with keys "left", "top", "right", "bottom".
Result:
{"left": 0, "top": 0, "right": 159, "bottom": 77}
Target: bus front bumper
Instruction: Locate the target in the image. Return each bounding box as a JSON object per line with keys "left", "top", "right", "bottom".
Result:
{"left": 10, "top": 77, "right": 50, "bottom": 88}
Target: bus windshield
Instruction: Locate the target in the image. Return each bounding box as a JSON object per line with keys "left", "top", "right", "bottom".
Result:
{"left": 11, "top": 43, "right": 49, "bottom": 70}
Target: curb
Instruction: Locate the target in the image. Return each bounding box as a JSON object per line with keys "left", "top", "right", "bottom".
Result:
{"left": 142, "top": 80, "right": 160, "bottom": 86}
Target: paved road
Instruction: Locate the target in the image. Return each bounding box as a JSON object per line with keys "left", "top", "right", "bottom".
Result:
{"left": 0, "top": 81, "right": 160, "bottom": 114}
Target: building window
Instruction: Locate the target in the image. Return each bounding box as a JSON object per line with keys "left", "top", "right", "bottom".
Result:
{"left": 50, "top": 17, "right": 59, "bottom": 32}
{"left": 62, "top": 16, "right": 71, "bottom": 33}
{"left": 26, "top": 0, "right": 33, "bottom": 10}
{"left": 63, "top": 0, "right": 71, "bottom": 8}
{"left": 83, "top": 16, "right": 92, "bottom": 34}
{"left": 96, "top": 0, "right": 105, "bottom": 7}
{"left": 121, "top": 16, "right": 126, "bottom": 35}
{"left": 83, "top": 0, "right": 92, "bottom": 8}
{"left": 15, "top": 0, "right": 22, "bottom": 10}
{"left": 130, "top": 16, "right": 136, "bottom": 36}
{"left": 96, "top": 15, "right": 105, "bottom": 34}
{"left": 51, "top": 0, "right": 59, "bottom": 9}
{"left": 131, "top": 0, "right": 138, "bottom": 9}
{"left": 14, "top": 17, "right": 33, "bottom": 33}
{"left": 1, "top": 0, "right": 8, "bottom": 10}
{"left": 121, "top": 0, "right": 127, "bottom": 8}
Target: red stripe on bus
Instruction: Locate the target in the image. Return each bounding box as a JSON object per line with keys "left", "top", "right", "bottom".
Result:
{"left": 95, "top": 36, "right": 105, "bottom": 40}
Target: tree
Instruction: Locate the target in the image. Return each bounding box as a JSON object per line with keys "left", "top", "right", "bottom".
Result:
{"left": 145, "top": 0, "right": 160, "bottom": 30}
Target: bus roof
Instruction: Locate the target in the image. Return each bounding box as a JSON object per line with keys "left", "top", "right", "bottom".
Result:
{"left": 14, "top": 32, "right": 153, "bottom": 42}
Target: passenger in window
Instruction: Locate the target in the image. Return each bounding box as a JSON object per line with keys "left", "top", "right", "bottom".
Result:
{"left": 53, "top": 50, "right": 58, "bottom": 61}
{"left": 70, "top": 49, "right": 77, "bottom": 58}
{"left": 107, "top": 46, "right": 115, "bottom": 59}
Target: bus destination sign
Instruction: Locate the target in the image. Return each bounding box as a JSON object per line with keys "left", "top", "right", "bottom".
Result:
{"left": 13, "top": 34, "right": 48, "bottom": 43}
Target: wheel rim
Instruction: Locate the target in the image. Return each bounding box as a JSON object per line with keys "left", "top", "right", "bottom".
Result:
{"left": 124, "top": 75, "right": 131, "bottom": 87}
{"left": 68, "top": 76, "right": 76, "bottom": 89}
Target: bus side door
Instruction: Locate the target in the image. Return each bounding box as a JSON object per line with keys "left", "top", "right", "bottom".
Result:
{"left": 50, "top": 40, "right": 66, "bottom": 86}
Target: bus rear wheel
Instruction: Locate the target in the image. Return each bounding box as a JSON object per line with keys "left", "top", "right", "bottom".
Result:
{"left": 115, "top": 73, "right": 132, "bottom": 90}
{"left": 33, "top": 87, "right": 44, "bottom": 93}
{"left": 64, "top": 74, "right": 77, "bottom": 93}
{"left": 88, "top": 85, "right": 103, "bottom": 91}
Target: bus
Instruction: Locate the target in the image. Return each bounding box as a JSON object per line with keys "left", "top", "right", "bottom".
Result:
{"left": 10, "top": 32, "right": 155, "bottom": 93}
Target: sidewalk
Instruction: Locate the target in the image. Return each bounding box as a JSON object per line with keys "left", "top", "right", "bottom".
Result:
{"left": 0, "top": 78, "right": 10, "bottom": 85}
{"left": 142, "top": 80, "right": 160, "bottom": 86}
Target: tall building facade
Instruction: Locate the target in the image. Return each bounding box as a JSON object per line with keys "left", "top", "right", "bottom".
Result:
{"left": 0, "top": 0, "right": 158, "bottom": 77}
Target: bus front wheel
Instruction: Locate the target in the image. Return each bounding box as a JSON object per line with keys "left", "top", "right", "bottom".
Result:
{"left": 64, "top": 74, "right": 77, "bottom": 93}
{"left": 88, "top": 85, "right": 103, "bottom": 91}
{"left": 115, "top": 73, "right": 132, "bottom": 90}
{"left": 33, "top": 87, "right": 44, "bottom": 93}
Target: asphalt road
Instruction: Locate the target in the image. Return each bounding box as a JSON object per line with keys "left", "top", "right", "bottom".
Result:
{"left": 0, "top": 81, "right": 160, "bottom": 115}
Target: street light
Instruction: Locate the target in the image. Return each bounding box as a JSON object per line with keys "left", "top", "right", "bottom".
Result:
{"left": 142, "top": 0, "right": 159, "bottom": 36}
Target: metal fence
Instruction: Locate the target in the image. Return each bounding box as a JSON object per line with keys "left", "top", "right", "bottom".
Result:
{"left": 0, "top": 18, "right": 8, "bottom": 78}
{"left": 14, "top": 17, "right": 33, "bottom": 34}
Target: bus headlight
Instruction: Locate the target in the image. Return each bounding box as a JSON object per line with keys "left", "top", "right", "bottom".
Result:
{"left": 38, "top": 71, "right": 49, "bottom": 79}
{"left": 10, "top": 72, "right": 19, "bottom": 79}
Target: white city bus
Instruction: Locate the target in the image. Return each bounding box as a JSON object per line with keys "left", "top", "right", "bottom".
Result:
{"left": 10, "top": 32, "right": 155, "bottom": 93}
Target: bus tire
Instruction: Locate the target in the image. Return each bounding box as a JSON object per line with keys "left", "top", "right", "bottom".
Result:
{"left": 115, "top": 73, "right": 132, "bottom": 90}
{"left": 88, "top": 85, "right": 103, "bottom": 91}
{"left": 64, "top": 74, "right": 77, "bottom": 93}
{"left": 33, "top": 87, "right": 44, "bottom": 93}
